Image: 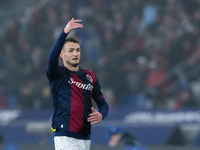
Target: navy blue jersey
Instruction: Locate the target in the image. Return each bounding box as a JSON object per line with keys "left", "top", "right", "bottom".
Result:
{"left": 46, "top": 31, "right": 109, "bottom": 140}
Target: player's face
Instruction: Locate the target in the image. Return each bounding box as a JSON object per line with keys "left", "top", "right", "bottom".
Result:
{"left": 60, "top": 42, "right": 81, "bottom": 67}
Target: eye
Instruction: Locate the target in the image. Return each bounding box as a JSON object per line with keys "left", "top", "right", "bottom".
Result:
{"left": 68, "top": 48, "right": 73, "bottom": 52}
{"left": 76, "top": 48, "right": 80, "bottom": 52}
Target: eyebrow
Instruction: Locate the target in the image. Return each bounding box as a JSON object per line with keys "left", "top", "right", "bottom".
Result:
{"left": 68, "top": 47, "right": 80, "bottom": 51}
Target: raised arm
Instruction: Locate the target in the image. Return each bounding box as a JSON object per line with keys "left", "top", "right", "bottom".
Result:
{"left": 46, "top": 18, "right": 83, "bottom": 76}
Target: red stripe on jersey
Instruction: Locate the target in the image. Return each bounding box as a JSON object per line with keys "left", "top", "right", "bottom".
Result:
{"left": 96, "top": 95, "right": 104, "bottom": 101}
{"left": 69, "top": 74, "right": 84, "bottom": 133}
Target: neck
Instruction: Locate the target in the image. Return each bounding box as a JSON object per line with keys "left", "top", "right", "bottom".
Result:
{"left": 64, "top": 63, "right": 79, "bottom": 71}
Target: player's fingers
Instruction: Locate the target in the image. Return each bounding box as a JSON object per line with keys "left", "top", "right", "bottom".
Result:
{"left": 90, "top": 121, "right": 99, "bottom": 125}
{"left": 69, "top": 23, "right": 83, "bottom": 28}
{"left": 69, "top": 22, "right": 82, "bottom": 25}
{"left": 88, "top": 111, "right": 98, "bottom": 117}
{"left": 70, "top": 19, "right": 82, "bottom": 23}
{"left": 91, "top": 107, "right": 97, "bottom": 113}
{"left": 73, "top": 19, "right": 82, "bottom": 23}
{"left": 88, "top": 114, "right": 101, "bottom": 121}
{"left": 87, "top": 116, "right": 99, "bottom": 123}
{"left": 88, "top": 116, "right": 99, "bottom": 124}
{"left": 87, "top": 116, "right": 95, "bottom": 121}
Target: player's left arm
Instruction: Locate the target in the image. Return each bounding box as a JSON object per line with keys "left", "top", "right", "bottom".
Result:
{"left": 46, "top": 18, "right": 83, "bottom": 77}
{"left": 87, "top": 77, "right": 109, "bottom": 125}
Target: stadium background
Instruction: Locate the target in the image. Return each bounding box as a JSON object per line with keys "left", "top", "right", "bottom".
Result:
{"left": 1, "top": 0, "right": 200, "bottom": 149}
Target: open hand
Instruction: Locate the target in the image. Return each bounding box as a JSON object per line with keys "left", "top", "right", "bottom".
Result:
{"left": 64, "top": 18, "right": 83, "bottom": 34}
{"left": 87, "top": 107, "right": 103, "bottom": 125}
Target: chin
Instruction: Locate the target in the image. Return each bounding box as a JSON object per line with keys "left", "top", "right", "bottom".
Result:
{"left": 72, "top": 63, "right": 79, "bottom": 67}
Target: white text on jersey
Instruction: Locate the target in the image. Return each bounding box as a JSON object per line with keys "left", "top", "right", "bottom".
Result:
{"left": 68, "top": 78, "right": 93, "bottom": 91}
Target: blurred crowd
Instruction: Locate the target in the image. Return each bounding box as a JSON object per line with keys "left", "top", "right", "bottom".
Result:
{"left": 1, "top": 0, "right": 200, "bottom": 110}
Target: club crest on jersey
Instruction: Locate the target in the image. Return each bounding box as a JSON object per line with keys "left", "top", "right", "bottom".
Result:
{"left": 86, "top": 74, "right": 93, "bottom": 83}
{"left": 68, "top": 78, "right": 93, "bottom": 91}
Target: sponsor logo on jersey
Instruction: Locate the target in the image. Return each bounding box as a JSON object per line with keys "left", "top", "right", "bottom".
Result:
{"left": 68, "top": 78, "right": 93, "bottom": 91}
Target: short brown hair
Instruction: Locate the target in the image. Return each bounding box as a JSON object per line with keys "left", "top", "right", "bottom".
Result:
{"left": 65, "top": 37, "right": 81, "bottom": 45}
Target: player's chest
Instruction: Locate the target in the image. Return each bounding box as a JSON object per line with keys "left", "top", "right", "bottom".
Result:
{"left": 59, "top": 72, "right": 94, "bottom": 91}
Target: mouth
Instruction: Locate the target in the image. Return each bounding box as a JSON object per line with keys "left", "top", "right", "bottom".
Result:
{"left": 72, "top": 58, "right": 79, "bottom": 61}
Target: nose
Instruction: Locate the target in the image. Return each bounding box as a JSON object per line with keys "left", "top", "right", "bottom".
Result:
{"left": 73, "top": 51, "right": 78, "bottom": 56}
{"left": 73, "top": 50, "right": 79, "bottom": 56}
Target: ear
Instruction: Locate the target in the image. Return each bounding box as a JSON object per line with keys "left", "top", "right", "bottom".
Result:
{"left": 60, "top": 51, "right": 64, "bottom": 59}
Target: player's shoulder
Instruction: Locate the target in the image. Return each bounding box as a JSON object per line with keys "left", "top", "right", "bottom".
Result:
{"left": 82, "top": 68, "right": 95, "bottom": 75}
{"left": 80, "top": 67, "right": 95, "bottom": 75}
{"left": 81, "top": 68, "right": 96, "bottom": 82}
